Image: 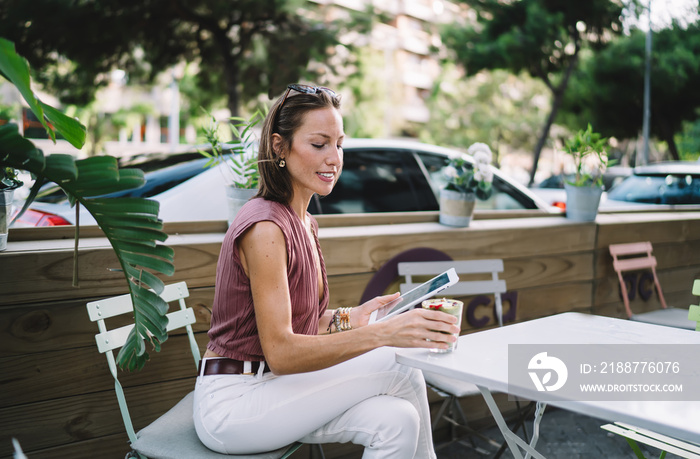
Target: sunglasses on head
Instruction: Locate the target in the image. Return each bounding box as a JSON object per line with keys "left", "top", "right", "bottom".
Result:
{"left": 280, "top": 83, "right": 338, "bottom": 108}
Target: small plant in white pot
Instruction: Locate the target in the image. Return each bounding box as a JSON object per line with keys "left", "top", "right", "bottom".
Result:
{"left": 199, "top": 109, "right": 265, "bottom": 225}
{"left": 563, "top": 124, "right": 609, "bottom": 222}
{"left": 440, "top": 142, "right": 494, "bottom": 227}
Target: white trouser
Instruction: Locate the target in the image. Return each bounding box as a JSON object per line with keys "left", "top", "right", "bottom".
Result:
{"left": 193, "top": 346, "right": 437, "bottom": 458}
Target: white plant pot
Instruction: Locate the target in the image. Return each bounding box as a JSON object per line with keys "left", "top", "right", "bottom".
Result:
{"left": 0, "top": 189, "right": 14, "bottom": 251}
{"left": 225, "top": 186, "right": 257, "bottom": 225}
{"left": 564, "top": 183, "right": 603, "bottom": 222}
{"left": 439, "top": 189, "right": 476, "bottom": 227}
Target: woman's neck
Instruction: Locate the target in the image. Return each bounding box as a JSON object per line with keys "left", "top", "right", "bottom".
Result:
{"left": 288, "top": 192, "right": 312, "bottom": 224}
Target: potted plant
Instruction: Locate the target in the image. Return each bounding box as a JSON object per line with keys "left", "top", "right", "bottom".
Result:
{"left": 439, "top": 142, "right": 494, "bottom": 227}
{"left": 0, "top": 38, "right": 174, "bottom": 370}
{"left": 563, "top": 124, "right": 609, "bottom": 222}
{"left": 198, "top": 109, "right": 264, "bottom": 225}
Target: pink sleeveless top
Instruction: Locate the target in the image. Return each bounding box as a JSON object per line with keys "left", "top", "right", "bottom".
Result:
{"left": 206, "top": 198, "right": 329, "bottom": 361}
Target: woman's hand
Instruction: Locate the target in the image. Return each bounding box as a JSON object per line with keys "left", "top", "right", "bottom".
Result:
{"left": 379, "top": 308, "right": 461, "bottom": 351}
{"left": 349, "top": 292, "right": 401, "bottom": 328}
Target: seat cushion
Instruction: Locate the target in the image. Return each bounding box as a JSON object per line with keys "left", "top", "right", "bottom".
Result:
{"left": 422, "top": 371, "right": 481, "bottom": 397}
{"left": 131, "top": 391, "right": 299, "bottom": 458}
{"left": 632, "top": 308, "right": 695, "bottom": 330}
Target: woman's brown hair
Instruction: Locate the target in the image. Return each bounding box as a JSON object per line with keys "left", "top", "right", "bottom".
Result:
{"left": 257, "top": 86, "right": 341, "bottom": 204}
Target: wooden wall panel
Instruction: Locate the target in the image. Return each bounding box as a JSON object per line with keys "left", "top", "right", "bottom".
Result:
{"left": 0, "top": 333, "right": 208, "bottom": 408}
{"left": 593, "top": 266, "right": 700, "bottom": 313}
{"left": 596, "top": 212, "right": 700, "bottom": 247}
{"left": 593, "top": 240, "right": 700, "bottom": 279}
{"left": 0, "top": 236, "right": 223, "bottom": 307}
{"left": 0, "top": 379, "right": 192, "bottom": 457}
{"left": 320, "top": 218, "right": 596, "bottom": 276}
{"left": 0, "top": 289, "right": 213, "bottom": 356}
{"left": 501, "top": 253, "right": 594, "bottom": 288}
{"left": 0, "top": 247, "right": 126, "bottom": 306}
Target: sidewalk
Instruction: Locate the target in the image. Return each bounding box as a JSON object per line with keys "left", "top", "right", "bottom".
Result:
{"left": 437, "top": 406, "right": 685, "bottom": 459}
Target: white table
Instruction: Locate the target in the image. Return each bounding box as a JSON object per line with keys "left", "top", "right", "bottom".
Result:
{"left": 396, "top": 312, "right": 700, "bottom": 458}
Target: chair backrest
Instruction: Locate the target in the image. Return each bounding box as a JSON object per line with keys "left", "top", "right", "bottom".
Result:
{"left": 398, "top": 259, "right": 507, "bottom": 326}
{"left": 86, "top": 281, "right": 200, "bottom": 445}
{"left": 689, "top": 279, "right": 700, "bottom": 331}
{"left": 609, "top": 241, "right": 667, "bottom": 318}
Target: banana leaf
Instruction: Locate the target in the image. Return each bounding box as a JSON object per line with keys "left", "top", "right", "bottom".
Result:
{"left": 0, "top": 38, "right": 174, "bottom": 371}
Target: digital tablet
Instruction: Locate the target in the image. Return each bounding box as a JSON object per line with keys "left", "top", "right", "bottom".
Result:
{"left": 368, "top": 268, "right": 459, "bottom": 323}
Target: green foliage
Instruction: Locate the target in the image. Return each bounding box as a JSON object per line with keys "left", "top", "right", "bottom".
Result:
{"left": 444, "top": 0, "right": 624, "bottom": 80}
{"left": 340, "top": 47, "right": 392, "bottom": 139}
{"left": 0, "top": 0, "right": 361, "bottom": 117}
{"left": 420, "top": 66, "right": 550, "bottom": 158}
{"left": 198, "top": 109, "right": 266, "bottom": 189}
{"left": 0, "top": 38, "right": 174, "bottom": 371}
{"left": 561, "top": 22, "right": 700, "bottom": 160}
{"left": 677, "top": 117, "right": 700, "bottom": 161}
{"left": 443, "top": 0, "right": 625, "bottom": 184}
{"left": 564, "top": 124, "right": 609, "bottom": 187}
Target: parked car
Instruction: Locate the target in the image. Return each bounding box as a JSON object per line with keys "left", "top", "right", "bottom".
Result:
{"left": 14, "top": 139, "right": 556, "bottom": 226}
{"left": 600, "top": 162, "right": 700, "bottom": 209}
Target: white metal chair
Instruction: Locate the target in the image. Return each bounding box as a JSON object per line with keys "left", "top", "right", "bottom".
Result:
{"left": 398, "top": 260, "right": 532, "bottom": 456}
{"left": 87, "top": 281, "right": 303, "bottom": 459}
{"left": 609, "top": 241, "right": 694, "bottom": 329}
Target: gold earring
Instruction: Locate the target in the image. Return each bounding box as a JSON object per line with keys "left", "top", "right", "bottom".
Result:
{"left": 279, "top": 159, "right": 286, "bottom": 168}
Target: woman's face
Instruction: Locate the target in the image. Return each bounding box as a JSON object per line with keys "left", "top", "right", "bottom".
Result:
{"left": 282, "top": 107, "right": 344, "bottom": 203}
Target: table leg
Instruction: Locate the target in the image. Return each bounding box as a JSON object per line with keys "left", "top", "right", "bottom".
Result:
{"left": 477, "top": 385, "right": 548, "bottom": 459}
{"left": 524, "top": 402, "right": 547, "bottom": 459}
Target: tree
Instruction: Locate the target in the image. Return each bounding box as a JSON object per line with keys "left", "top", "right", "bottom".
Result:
{"left": 420, "top": 65, "right": 551, "bottom": 166}
{"left": 0, "top": 0, "right": 366, "bottom": 117}
{"left": 340, "top": 47, "right": 393, "bottom": 139}
{"left": 561, "top": 22, "right": 700, "bottom": 161}
{"left": 441, "top": 0, "right": 628, "bottom": 185}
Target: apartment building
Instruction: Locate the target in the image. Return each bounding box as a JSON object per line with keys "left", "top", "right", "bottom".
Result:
{"left": 311, "top": 0, "right": 466, "bottom": 136}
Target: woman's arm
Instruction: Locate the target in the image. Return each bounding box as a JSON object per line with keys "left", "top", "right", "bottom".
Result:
{"left": 241, "top": 221, "right": 459, "bottom": 375}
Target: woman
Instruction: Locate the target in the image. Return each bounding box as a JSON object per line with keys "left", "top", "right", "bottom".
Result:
{"left": 193, "top": 83, "right": 459, "bottom": 458}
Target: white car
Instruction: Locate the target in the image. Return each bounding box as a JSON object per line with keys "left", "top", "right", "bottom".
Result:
{"left": 16, "top": 139, "right": 557, "bottom": 226}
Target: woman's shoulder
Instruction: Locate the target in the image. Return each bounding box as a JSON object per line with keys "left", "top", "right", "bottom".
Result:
{"left": 239, "top": 198, "right": 292, "bottom": 221}
{"left": 231, "top": 198, "right": 296, "bottom": 233}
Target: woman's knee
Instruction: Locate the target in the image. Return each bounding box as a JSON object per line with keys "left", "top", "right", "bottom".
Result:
{"left": 366, "top": 396, "right": 420, "bottom": 451}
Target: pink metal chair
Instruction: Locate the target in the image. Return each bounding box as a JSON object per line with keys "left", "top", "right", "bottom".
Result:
{"left": 609, "top": 241, "right": 694, "bottom": 330}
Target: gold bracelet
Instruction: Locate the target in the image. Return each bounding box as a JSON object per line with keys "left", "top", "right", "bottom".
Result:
{"left": 338, "top": 307, "right": 352, "bottom": 331}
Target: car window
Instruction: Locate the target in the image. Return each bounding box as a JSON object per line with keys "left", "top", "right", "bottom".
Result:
{"left": 311, "top": 148, "right": 438, "bottom": 214}
{"left": 607, "top": 174, "right": 700, "bottom": 204}
{"left": 416, "top": 152, "right": 536, "bottom": 210}
{"left": 119, "top": 151, "right": 206, "bottom": 172}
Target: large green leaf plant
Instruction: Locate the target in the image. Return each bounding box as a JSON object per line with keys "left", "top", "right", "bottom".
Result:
{"left": 0, "top": 38, "right": 174, "bottom": 371}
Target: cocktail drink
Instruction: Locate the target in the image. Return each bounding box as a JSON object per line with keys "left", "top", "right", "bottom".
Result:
{"left": 422, "top": 298, "right": 463, "bottom": 353}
